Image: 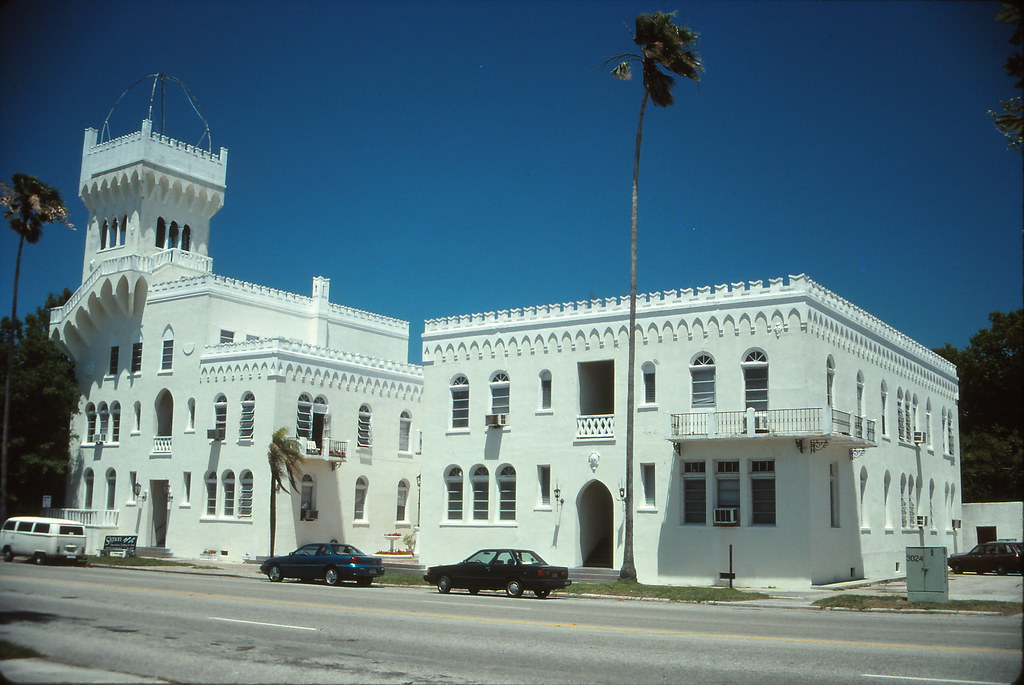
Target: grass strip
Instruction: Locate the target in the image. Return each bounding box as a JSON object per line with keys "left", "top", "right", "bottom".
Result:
{"left": 0, "top": 641, "right": 41, "bottom": 660}
{"left": 813, "top": 594, "right": 1021, "bottom": 615}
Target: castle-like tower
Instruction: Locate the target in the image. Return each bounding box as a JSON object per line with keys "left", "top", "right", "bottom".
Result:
{"left": 78, "top": 119, "right": 227, "bottom": 281}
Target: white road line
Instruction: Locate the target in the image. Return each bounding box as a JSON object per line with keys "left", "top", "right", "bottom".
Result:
{"left": 210, "top": 616, "right": 319, "bottom": 631}
{"left": 862, "top": 674, "right": 1009, "bottom": 685}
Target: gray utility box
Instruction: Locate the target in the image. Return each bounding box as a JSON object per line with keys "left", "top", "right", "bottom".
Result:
{"left": 905, "top": 547, "right": 948, "bottom": 603}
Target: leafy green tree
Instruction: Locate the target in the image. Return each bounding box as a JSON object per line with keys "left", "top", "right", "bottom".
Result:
{"left": 0, "top": 291, "right": 80, "bottom": 515}
{"left": 267, "top": 427, "right": 304, "bottom": 555}
{"left": 0, "top": 174, "right": 73, "bottom": 522}
{"left": 934, "top": 310, "right": 1023, "bottom": 501}
{"left": 609, "top": 11, "right": 702, "bottom": 580}
{"left": 988, "top": 1, "right": 1023, "bottom": 152}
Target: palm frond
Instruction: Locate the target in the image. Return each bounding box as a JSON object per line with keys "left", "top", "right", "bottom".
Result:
{"left": 611, "top": 62, "right": 632, "bottom": 80}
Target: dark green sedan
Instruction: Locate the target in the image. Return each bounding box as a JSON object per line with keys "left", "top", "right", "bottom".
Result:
{"left": 260, "top": 542, "right": 384, "bottom": 586}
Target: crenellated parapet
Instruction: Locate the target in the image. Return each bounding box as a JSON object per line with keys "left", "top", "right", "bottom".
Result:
{"left": 422, "top": 274, "right": 957, "bottom": 388}
{"left": 199, "top": 337, "right": 423, "bottom": 400}
{"left": 81, "top": 119, "right": 227, "bottom": 190}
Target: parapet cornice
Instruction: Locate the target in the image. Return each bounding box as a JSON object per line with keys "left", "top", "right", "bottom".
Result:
{"left": 201, "top": 336, "right": 423, "bottom": 381}
{"left": 148, "top": 273, "right": 409, "bottom": 331}
{"left": 423, "top": 273, "right": 955, "bottom": 377}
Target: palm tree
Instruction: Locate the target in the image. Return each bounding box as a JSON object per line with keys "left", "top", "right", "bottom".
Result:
{"left": 267, "top": 427, "right": 304, "bottom": 556}
{"left": 609, "top": 12, "right": 702, "bottom": 580}
{"left": 0, "top": 174, "right": 73, "bottom": 521}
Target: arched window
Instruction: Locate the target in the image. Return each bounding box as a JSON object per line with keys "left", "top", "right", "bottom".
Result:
{"left": 186, "top": 397, "right": 195, "bottom": 432}
{"left": 85, "top": 403, "right": 97, "bottom": 442}
{"left": 119, "top": 215, "right": 126, "bottom": 245}
{"left": 222, "top": 470, "right": 236, "bottom": 516}
{"left": 925, "top": 399, "right": 932, "bottom": 448}
{"left": 98, "top": 403, "right": 109, "bottom": 442}
{"left": 539, "top": 370, "right": 552, "bottom": 410}
{"left": 880, "top": 382, "right": 889, "bottom": 436}
{"left": 155, "top": 389, "right": 174, "bottom": 437}
{"left": 497, "top": 465, "right": 516, "bottom": 521}
{"left": 84, "top": 469, "right": 94, "bottom": 508}
{"left": 946, "top": 409, "right": 955, "bottom": 456}
{"left": 296, "top": 393, "right": 313, "bottom": 438}
{"left": 213, "top": 394, "right": 227, "bottom": 437}
{"left": 471, "top": 465, "right": 489, "bottom": 520}
{"left": 160, "top": 328, "right": 174, "bottom": 371}
{"left": 490, "top": 372, "right": 510, "bottom": 415}
{"left": 301, "top": 474, "right": 316, "bottom": 519}
{"left": 111, "top": 402, "right": 121, "bottom": 442}
{"left": 856, "top": 372, "right": 865, "bottom": 417}
{"left": 181, "top": 225, "right": 191, "bottom": 251}
{"left": 100, "top": 220, "right": 108, "bottom": 250}
{"left": 911, "top": 395, "right": 919, "bottom": 436}
{"left": 396, "top": 480, "right": 410, "bottom": 521}
{"left": 354, "top": 477, "right": 368, "bottom": 520}
{"left": 156, "top": 217, "right": 166, "bottom": 248}
{"left": 168, "top": 221, "right": 179, "bottom": 249}
{"left": 239, "top": 392, "right": 255, "bottom": 440}
{"left": 642, "top": 362, "right": 656, "bottom": 405}
{"left": 238, "top": 471, "right": 253, "bottom": 518}
{"left": 133, "top": 401, "right": 142, "bottom": 433}
{"left": 445, "top": 466, "right": 464, "bottom": 520}
{"left": 896, "top": 389, "right": 905, "bottom": 440}
{"left": 357, "top": 404, "right": 373, "bottom": 447}
{"left": 450, "top": 375, "right": 469, "bottom": 428}
{"left": 690, "top": 354, "right": 715, "bottom": 407}
{"left": 105, "top": 468, "right": 117, "bottom": 510}
{"left": 859, "top": 467, "right": 869, "bottom": 529}
{"left": 883, "top": 470, "right": 893, "bottom": 529}
{"left": 109, "top": 218, "right": 118, "bottom": 248}
{"left": 398, "top": 410, "right": 413, "bottom": 452}
{"left": 205, "top": 471, "right": 217, "bottom": 515}
{"left": 311, "top": 395, "right": 328, "bottom": 450}
{"left": 742, "top": 350, "right": 769, "bottom": 411}
{"left": 826, "top": 356, "right": 836, "bottom": 407}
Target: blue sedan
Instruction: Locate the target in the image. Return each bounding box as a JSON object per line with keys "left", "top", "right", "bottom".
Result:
{"left": 260, "top": 542, "right": 384, "bottom": 586}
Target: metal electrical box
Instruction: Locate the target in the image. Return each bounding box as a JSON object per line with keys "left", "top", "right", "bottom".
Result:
{"left": 905, "top": 547, "right": 948, "bottom": 603}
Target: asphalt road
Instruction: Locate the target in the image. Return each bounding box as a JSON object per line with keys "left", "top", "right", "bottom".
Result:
{"left": 0, "top": 563, "right": 1021, "bottom": 684}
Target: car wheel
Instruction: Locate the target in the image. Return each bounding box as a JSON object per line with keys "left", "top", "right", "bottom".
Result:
{"left": 534, "top": 589, "right": 551, "bottom": 599}
{"left": 951, "top": 565, "right": 963, "bottom": 574}
{"left": 267, "top": 565, "right": 283, "bottom": 582}
{"left": 436, "top": 575, "right": 452, "bottom": 594}
{"left": 325, "top": 567, "right": 341, "bottom": 586}
{"left": 468, "top": 587, "right": 480, "bottom": 595}
{"left": 2, "top": 547, "right": 12, "bottom": 562}
{"left": 356, "top": 577, "right": 372, "bottom": 587}
{"left": 994, "top": 563, "right": 1008, "bottom": 576}
{"left": 33, "top": 553, "right": 46, "bottom": 565}
{"left": 505, "top": 579, "right": 524, "bottom": 598}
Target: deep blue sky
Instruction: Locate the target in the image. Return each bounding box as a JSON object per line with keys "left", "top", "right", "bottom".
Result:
{"left": 2, "top": 0, "right": 1020, "bottom": 363}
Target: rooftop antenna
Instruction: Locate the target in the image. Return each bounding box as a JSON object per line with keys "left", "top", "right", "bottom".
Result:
{"left": 99, "top": 73, "right": 213, "bottom": 153}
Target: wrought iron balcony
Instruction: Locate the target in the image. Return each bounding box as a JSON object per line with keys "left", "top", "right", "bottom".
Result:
{"left": 669, "top": 407, "right": 876, "bottom": 446}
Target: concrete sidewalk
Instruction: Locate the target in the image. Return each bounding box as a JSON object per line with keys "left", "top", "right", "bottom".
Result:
{"left": 2, "top": 560, "right": 1019, "bottom": 684}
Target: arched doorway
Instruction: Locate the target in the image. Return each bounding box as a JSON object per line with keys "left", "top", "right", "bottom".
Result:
{"left": 578, "top": 481, "right": 614, "bottom": 568}
{"left": 155, "top": 390, "right": 173, "bottom": 436}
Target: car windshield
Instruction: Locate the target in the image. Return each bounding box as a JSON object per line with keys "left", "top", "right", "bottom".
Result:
{"left": 465, "top": 550, "right": 497, "bottom": 564}
{"left": 515, "top": 550, "right": 546, "bottom": 565}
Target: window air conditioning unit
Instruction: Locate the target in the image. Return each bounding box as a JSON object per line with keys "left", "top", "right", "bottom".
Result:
{"left": 913, "top": 431, "right": 927, "bottom": 445}
{"left": 915, "top": 515, "right": 929, "bottom": 527}
{"left": 713, "top": 507, "right": 739, "bottom": 526}
{"left": 485, "top": 414, "right": 508, "bottom": 428}
{"left": 207, "top": 429, "right": 225, "bottom": 441}
{"left": 951, "top": 519, "right": 962, "bottom": 529}
{"left": 300, "top": 509, "right": 318, "bottom": 521}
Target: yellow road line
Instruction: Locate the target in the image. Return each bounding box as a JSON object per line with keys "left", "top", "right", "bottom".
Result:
{"left": 4, "top": 575, "right": 1018, "bottom": 655}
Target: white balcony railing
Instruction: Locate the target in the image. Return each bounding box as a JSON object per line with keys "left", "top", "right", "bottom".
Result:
{"left": 576, "top": 414, "right": 615, "bottom": 440}
{"left": 43, "top": 508, "right": 120, "bottom": 528}
{"left": 669, "top": 407, "right": 876, "bottom": 445}
{"left": 152, "top": 436, "right": 172, "bottom": 455}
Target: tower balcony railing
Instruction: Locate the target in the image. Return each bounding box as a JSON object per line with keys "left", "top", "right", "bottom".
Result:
{"left": 669, "top": 407, "right": 876, "bottom": 446}
{"left": 576, "top": 414, "right": 615, "bottom": 440}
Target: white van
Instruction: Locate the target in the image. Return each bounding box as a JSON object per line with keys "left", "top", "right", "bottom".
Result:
{"left": 1, "top": 516, "right": 87, "bottom": 564}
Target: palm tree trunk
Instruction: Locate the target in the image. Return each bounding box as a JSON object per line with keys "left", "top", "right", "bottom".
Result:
{"left": 269, "top": 480, "right": 277, "bottom": 557}
{"left": 621, "top": 89, "right": 649, "bottom": 582}
{"left": 1, "top": 234, "right": 25, "bottom": 522}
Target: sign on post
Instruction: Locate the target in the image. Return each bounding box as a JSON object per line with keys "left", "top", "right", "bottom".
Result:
{"left": 905, "top": 546, "right": 948, "bottom": 603}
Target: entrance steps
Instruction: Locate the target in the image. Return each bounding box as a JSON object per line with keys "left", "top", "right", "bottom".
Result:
{"left": 569, "top": 566, "right": 621, "bottom": 584}
{"left": 136, "top": 546, "right": 174, "bottom": 559}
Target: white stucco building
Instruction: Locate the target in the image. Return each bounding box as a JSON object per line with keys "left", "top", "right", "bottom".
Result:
{"left": 48, "top": 120, "right": 423, "bottom": 560}
{"left": 417, "top": 277, "right": 963, "bottom": 589}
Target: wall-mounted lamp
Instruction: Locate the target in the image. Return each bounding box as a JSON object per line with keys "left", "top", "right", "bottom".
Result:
{"left": 166, "top": 486, "right": 173, "bottom": 504}
{"left": 133, "top": 483, "right": 142, "bottom": 497}
{"left": 416, "top": 474, "right": 422, "bottom": 488}
{"left": 618, "top": 487, "right": 626, "bottom": 501}
{"left": 552, "top": 487, "right": 564, "bottom": 507}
